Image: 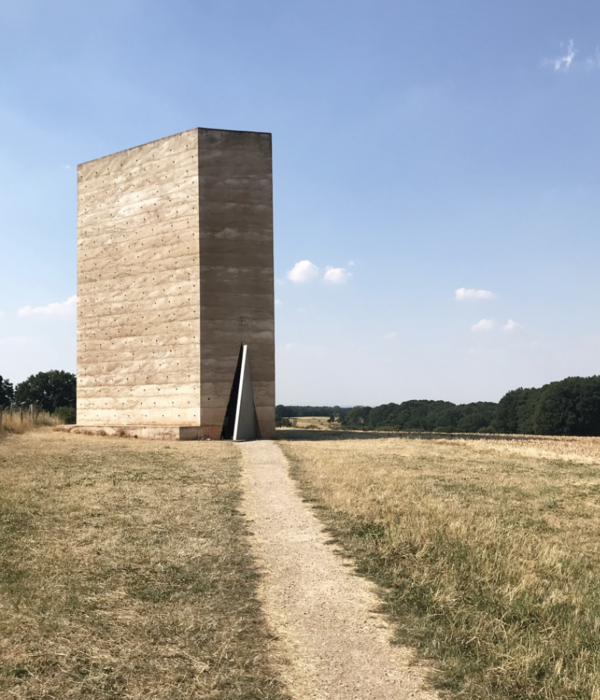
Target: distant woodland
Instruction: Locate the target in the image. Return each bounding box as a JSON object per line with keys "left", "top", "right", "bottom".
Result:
{"left": 276, "top": 375, "right": 600, "bottom": 436}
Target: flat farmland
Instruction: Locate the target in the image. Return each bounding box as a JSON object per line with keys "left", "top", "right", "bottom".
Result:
{"left": 0, "top": 430, "right": 287, "bottom": 700}
{"left": 282, "top": 434, "right": 600, "bottom": 700}
{"left": 288, "top": 417, "right": 332, "bottom": 430}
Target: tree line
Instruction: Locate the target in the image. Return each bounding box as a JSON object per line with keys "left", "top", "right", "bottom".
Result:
{"left": 276, "top": 375, "right": 600, "bottom": 436}
{"left": 0, "top": 370, "right": 76, "bottom": 423}
{"left": 4, "top": 371, "right": 600, "bottom": 436}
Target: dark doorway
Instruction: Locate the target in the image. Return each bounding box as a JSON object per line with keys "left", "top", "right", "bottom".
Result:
{"left": 220, "top": 345, "right": 243, "bottom": 439}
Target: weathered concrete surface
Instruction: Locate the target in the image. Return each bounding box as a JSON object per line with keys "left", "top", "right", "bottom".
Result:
{"left": 77, "top": 128, "right": 275, "bottom": 438}
{"left": 55, "top": 425, "right": 203, "bottom": 440}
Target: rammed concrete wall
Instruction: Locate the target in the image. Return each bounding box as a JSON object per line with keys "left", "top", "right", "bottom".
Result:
{"left": 77, "top": 128, "right": 275, "bottom": 439}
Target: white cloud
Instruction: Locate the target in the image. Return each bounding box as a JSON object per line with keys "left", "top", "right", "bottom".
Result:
{"left": 455, "top": 288, "right": 495, "bottom": 301}
{"left": 503, "top": 319, "right": 522, "bottom": 332}
{"left": 544, "top": 41, "right": 600, "bottom": 72}
{"left": 472, "top": 319, "right": 496, "bottom": 332}
{"left": 323, "top": 266, "right": 352, "bottom": 284}
{"left": 287, "top": 260, "right": 319, "bottom": 283}
{"left": 18, "top": 295, "right": 77, "bottom": 318}
{"left": 348, "top": 260, "right": 355, "bottom": 267}
{"left": 383, "top": 332, "right": 397, "bottom": 340}
{"left": 275, "top": 299, "right": 283, "bottom": 306}
{"left": 552, "top": 39, "right": 576, "bottom": 72}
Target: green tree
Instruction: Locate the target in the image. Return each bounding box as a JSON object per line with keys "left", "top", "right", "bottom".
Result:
{"left": 0, "top": 375, "right": 13, "bottom": 408}
{"left": 534, "top": 376, "right": 600, "bottom": 436}
{"left": 341, "top": 406, "right": 372, "bottom": 429}
{"left": 15, "top": 370, "right": 76, "bottom": 413}
{"left": 493, "top": 388, "right": 540, "bottom": 434}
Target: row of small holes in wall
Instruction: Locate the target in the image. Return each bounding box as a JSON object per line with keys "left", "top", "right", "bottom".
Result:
{"left": 81, "top": 249, "right": 195, "bottom": 268}
{"left": 82, "top": 163, "right": 195, "bottom": 191}
{"left": 80, "top": 222, "right": 199, "bottom": 240}
{"left": 80, "top": 316, "right": 197, "bottom": 333}
{"left": 82, "top": 141, "right": 193, "bottom": 181}
{"left": 80, "top": 225, "right": 198, "bottom": 250}
{"left": 81, "top": 174, "right": 196, "bottom": 192}
{"left": 96, "top": 400, "right": 193, "bottom": 407}
{"left": 81, "top": 381, "right": 198, "bottom": 388}
{"left": 78, "top": 295, "right": 198, "bottom": 311}
{"left": 80, "top": 238, "right": 195, "bottom": 265}
{"left": 83, "top": 275, "right": 196, "bottom": 289}
{"left": 80, "top": 198, "right": 194, "bottom": 218}
{"left": 81, "top": 294, "right": 196, "bottom": 312}
{"left": 81, "top": 312, "right": 196, "bottom": 332}
{"left": 79, "top": 372, "right": 195, "bottom": 381}
{"left": 88, "top": 412, "right": 199, "bottom": 421}
{"left": 80, "top": 337, "right": 197, "bottom": 352}
{"left": 82, "top": 279, "right": 197, "bottom": 299}
{"left": 79, "top": 325, "right": 198, "bottom": 338}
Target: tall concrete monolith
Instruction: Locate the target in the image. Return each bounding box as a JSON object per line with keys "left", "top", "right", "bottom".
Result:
{"left": 76, "top": 128, "right": 275, "bottom": 439}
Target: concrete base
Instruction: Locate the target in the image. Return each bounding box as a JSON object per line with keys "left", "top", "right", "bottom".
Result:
{"left": 55, "top": 425, "right": 210, "bottom": 441}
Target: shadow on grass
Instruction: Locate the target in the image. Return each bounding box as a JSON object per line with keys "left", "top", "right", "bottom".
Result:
{"left": 276, "top": 429, "right": 543, "bottom": 442}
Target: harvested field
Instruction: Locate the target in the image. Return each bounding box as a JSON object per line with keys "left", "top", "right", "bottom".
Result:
{"left": 0, "top": 429, "right": 288, "bottom": 700}
{"left": 281, "top": 434, "right": 600, "bottom": 700}
{"left": 287, "top": 417, "right": 332, "bottom": 430}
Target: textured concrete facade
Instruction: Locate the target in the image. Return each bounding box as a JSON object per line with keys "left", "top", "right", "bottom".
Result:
{"left": 77, "top": 128, "right": 275, "bottom": 439}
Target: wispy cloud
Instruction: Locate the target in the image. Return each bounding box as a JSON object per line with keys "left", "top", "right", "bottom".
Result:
{"left": 551, "top": 39, "right": 576, "bottom": 72}
{"left": 542, "top": 40, "right": 600, "bottom": 72}
{"left": 383, "top": 332, "right": 397, "bottom": 340}
{"left": 287, "top": 260, "right": 319, "bottom": 283}
{"left": 323, "top": 266, "right": 352, "bottom": 284}
{"left": 472, "top": 319, "right": 496, "bottom": 332}
{"left": 275, "top": 299, "right": 283, "bottom": 306}
{"left": 18, "top": 295, "right": 77, "bottom": 318}
{"left": 455, "top": 288, "right": 495, "bottom": 301}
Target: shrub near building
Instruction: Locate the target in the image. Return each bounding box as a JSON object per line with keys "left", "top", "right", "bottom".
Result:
{"left": 14, "top": 370, "right": 76, "bottom": 423}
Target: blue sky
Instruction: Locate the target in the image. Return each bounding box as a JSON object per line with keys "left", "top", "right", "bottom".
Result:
{"left": 1, "top": 0, "right": 600, "bottom": 405}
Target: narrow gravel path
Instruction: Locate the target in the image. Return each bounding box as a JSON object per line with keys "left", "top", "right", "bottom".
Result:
{"left": 239, "top": 440, "right": 439, "bottom": 700}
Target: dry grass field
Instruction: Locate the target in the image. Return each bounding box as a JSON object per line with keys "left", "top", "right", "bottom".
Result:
{"left": 0, "top": 409, "right": 60, "bottom": 436}
{"left": 286, "top": 417, "right": 332, "bottom": 430}
{"left": 0, "top": 429, "right": 288, "bottom": 700}
{"left": 282, "top": 434, "right": 600, "bottom": 700}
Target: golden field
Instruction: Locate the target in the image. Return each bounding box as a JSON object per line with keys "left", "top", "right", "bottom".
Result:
{"left": 0, "top": 429, "right": 287, "bottom": 700}
{"left": 282, "top": 434, "right": 600, "bottom": 700}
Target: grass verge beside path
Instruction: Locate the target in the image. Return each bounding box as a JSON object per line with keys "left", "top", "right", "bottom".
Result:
{"left": 0, "top": 430, "right": 288, "bottom": 700}
{"left": 282, "top": 436, "right": 600, "bottom": 700}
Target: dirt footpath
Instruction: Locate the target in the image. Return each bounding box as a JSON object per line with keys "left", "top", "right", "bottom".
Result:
{"left": 239, "top": 441, "right": 439, "bottom": 700}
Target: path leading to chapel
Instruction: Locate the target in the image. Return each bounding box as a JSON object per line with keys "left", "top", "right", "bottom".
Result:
{"left": 239, "top": 440, "right": 439, "bottom": 700}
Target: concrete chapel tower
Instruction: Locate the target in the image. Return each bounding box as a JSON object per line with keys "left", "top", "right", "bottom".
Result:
{"left": 76, "top": 128, "right": 275, "bottom": 439}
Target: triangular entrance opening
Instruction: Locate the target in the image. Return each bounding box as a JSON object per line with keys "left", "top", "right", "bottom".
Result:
{"left": 220, "top": 345, "right": 243, "bottom": 440}
{"left": 220, "top": 345, "right": 260, "bottom": 440}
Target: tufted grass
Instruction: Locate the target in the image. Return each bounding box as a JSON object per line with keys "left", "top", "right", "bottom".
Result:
{"left": 282, "top": 435, "right": 600, "bottom": 700}
{"left": 0, "top": 429, "right": 287, "bottom": 700}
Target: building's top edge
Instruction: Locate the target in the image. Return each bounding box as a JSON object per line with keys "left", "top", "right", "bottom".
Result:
{"left": 78, "top": 127, "right": 272, "bottom": 168}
